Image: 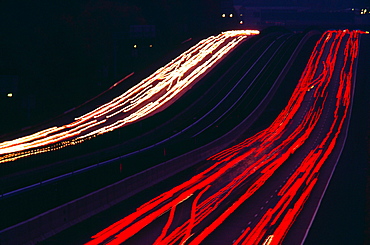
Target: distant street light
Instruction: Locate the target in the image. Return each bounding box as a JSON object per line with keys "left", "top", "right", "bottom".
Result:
{"left": 7, "top": 93, "right": 13, "bottom": 98}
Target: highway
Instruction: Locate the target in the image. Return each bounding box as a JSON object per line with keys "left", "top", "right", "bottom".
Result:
{"left": 0, "top": 30, "right": 259, "bottom": 164}
{"left": 0, "top": 28, "right": 315, "bottom": 238}
{"left": 0, "top": 30, "right": 271, "bottom": 184}
{"left": 0, "top": 31, "right": 304, "bottom": 190}
{"left": 80, "top": 30, "right": 364, "bottom": 245}
{"left": 4, "top": 27, "right": 360, "bottom": 245}
{"left": 0, "top": 30, "right": 262, "bottom": 199}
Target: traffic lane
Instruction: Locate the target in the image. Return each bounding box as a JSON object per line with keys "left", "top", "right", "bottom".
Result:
{"left": 0, "top": 33, "right": 283, "bottom": 192}
{"left": 0, "top": 32, "right": 269, "bottom": 177}
{"left": 0, "top": 31, "right": 255, "bottom": 164}
{"left": 301, "top": 33, "right": 369, "bottom": 245}
{"left": 191, "top": 30, "right": 356, "bottom": 244}
{"left": 0, "top": 32, "right": 286, "bottom": 230}
{"left": 34, "top": 31, "right": 318, "bottom": 244}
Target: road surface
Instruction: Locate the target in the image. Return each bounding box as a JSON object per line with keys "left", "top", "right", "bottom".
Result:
{"left": 82, "top": 30, "right": 364, "bottom": 245}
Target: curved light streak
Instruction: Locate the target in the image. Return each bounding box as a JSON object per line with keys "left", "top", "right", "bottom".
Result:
{"left": 0, "top": 30, "right": 260, "bottom": 163}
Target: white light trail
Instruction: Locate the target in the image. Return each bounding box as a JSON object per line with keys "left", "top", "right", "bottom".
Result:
{"left": 0, "top": 30, "right": 260, "bottom": 163}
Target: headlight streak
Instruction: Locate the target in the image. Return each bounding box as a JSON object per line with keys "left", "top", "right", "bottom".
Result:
{"left": 83, "top": 30, "right": 362, "bottom": 245}
{"left": 0, "top": 30, "right": 259, "bottom": 163}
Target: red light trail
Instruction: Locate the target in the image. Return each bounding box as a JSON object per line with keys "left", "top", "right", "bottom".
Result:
{"left": 84, "top": 30, "right": 363, "bottom": 245}
{"left": 0, "top": 30, "right": 259, "bottom": 163}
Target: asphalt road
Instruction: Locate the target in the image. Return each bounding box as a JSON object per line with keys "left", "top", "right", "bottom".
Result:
{"left": 1, "top": 30, "right": 304, "bottom": 232}
{"left": 68, "top": 30, "right": 363, "bottom": 245}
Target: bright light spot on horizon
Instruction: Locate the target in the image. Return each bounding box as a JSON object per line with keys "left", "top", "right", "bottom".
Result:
{"left": 133, "top": 44, "right": 137, "bottom": 48}
{"left": 229, "top": 13, "right": 233, "bottom": 18}
{"left": 7, "top": 93, "right": 13, "bottom": 98}
{"left": 240, "top": 20, "right": 243, "bottom": 24}
{"left": 222, "top": 13, "right": 226, "bottom": 18}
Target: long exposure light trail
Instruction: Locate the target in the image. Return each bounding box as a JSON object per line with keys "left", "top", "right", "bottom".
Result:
{"left": 84, "top": 30, "right": 363, "bottom": 245}
{"left": 0, "top": 30, "right": 259, "bottom": 163}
